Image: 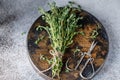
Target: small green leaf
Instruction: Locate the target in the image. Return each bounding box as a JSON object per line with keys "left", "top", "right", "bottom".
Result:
{"left": 90, "top": 30, "right": 98, "bottom": 39}
{"left": 65, "top": 69, "right": 70, "bottom": 73}
{"left": 78, "top": 31, "right": 85, "bottom": 36}
{"left": 21, "top": 32, "right": 26, "bottom": 35}
{"left": 35, "top": 36, "right": 45, "bottom": 45}
{"left": 74, "top": 46, "right": 81, "bottom": 54}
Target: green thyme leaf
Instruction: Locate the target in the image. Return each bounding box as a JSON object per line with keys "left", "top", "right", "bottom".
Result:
{"left": 65, "top": 69, "right": 70, "bottom": 73}
{"left": 90, "top": 30, "right": 99, "bottom": 39}
{"left": 21, "top": 32, "right": 26, "bottom": 35}
{"left": 35, "top": 36, "right": 45, "bottom": 45}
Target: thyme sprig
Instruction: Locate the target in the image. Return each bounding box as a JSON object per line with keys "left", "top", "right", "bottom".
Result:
{"left": 37, "top": 2, "right": 82, "bottom": 78}
{"left": 90, "top": 30, "right": 98, "bottom": 39}
{"left": 35, "top": 36, "right": 45, "bottom": 45}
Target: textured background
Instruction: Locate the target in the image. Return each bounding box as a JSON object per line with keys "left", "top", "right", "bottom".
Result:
{"left": 0, "top": 0, "right": 120, "bottom": 80}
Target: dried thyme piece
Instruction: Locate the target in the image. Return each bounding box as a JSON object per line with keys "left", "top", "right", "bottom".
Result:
{"left": 37, "top": 1, "right": 83, "bottom": 78}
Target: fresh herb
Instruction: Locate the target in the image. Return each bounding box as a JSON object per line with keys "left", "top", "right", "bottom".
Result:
{"left": 35, "top": 36, "right": 45, "bottom": 45}
{"left": 37, "top": 1, "right": 83, "bottom": 78}
{"left": 96, "top": 21, "right": 101, "bottom": 30}
{"left": 74, "top": 29, "right": 85, "bottom": 36}
{"left": 65, "top": 69, "right": 70, "bottom": 73}
{"left": 21, "top": 32, "right": 26, "bottom": 35}
{"left": 36, "top": 26, "right": 43, "bottom": 31}
{"left": 40, "top": 55, "right": 46, "bottom": 60}
{"left": 90, "top": 22, "right": 102, "bottom": 39}
{"left": 73, "top": 46, "right": 81, "bottom": 57}
{"left": 74, "top": 46, "right": 81, "bottom": 54}
{"left": 90, "top": 30, "right": 98, "bottom": 39}
{"left": 80, "top": 31, "right": 85, "bottom": 36}
{"left": 40, "top": 55, "right": 53, "bottom": 64}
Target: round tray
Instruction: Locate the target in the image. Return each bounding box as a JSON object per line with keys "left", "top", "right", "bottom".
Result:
{"left": 27, "top": 9, "right": 109, "bottom": 80}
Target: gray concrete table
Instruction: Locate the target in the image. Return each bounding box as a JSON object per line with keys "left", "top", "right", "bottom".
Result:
{"left": 0, "top": 0, "right": 120, "bottom": 80}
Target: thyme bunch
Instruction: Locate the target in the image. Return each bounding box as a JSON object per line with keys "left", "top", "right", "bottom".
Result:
{"left": 37, "top": 2, "right": 82, "bottom": 78}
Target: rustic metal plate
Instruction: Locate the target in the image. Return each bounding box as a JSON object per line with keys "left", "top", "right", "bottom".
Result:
{"left": 27, "top": 9, "right": 109, "bottom": 80}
